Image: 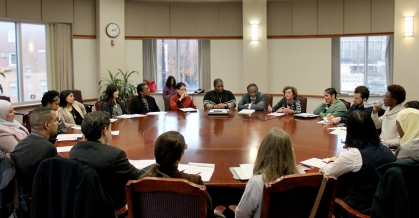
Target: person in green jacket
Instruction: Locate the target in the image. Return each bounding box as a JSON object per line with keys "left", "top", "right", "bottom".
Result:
{"left": 313, "top": 88, "right": 347, "bottom": 118}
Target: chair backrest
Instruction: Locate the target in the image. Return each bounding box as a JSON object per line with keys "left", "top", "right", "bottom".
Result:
{"left": 164, "top": 94, "right": 174, "bottom": 111}
{"left": 0, "top": 96, "right": 11, "bottom": 102}
{"left": 260, "top": 172, "right": 337, "bottom": 218}
{"left": 339, "top": 99, "right": 351, "bottom": 110}
{"left": 126, "top": 96, "right": 136, "bottom": 111}
{"left": 264, "top": 94, "right": 273, "bottom": 111}
{"left": 95, "top": 100, "right": 105, "bottom": 111}
{"left": 297, "top": 96, "right": 308, "bottom": 113}
{"left": 23, "top": 110, "right": 32, "bottom": 133}
{"left": 31, "top": 157, "right": 115, "bottom": 218}
{"left": 71, "top": 89, "right": 83, "bottom": 103}
{"left": 125, "top": 177, "right": 207, "bottom": 218}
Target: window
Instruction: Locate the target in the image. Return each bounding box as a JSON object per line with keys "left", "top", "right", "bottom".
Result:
{"left": 156, "top": 40, "right": 199, "bottom": 91}
{"left": 338, "top": 36, "right": 390, "bottom": 94}
{"left": 0, "top": 21, "right": 48, "bottom": 103}
{"left": 40, "top": 80, "right": 48, "bottom": 95}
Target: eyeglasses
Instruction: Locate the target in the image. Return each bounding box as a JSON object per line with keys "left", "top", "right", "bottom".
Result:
{"left": 179, "top": 88, "right": 187, "bottom": 91}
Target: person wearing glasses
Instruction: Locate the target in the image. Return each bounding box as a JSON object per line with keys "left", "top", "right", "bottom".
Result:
{"left": 313, "top": 88, "right": 347, "bottom": 118}
{"left": 237, "top": 83, "right": 265, "bottom": 111}
{"left": 169, "top": 82, "right": 197, "bottom": 111}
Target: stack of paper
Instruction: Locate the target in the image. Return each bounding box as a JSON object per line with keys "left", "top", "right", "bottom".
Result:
{"left": 147, "top": 112, "right": 167, "bottom": 115}
{"left": 179, "top": 162, "right": 215, "bottom": 182}
{"left": 117, "top": 114, "right": 146, "bottom": 118}
{"left": 230, "top": 163, "right": 254, "bottom": 180}
{"left": 294, "top": 113, "right": 320, "bottom": 118}
{"left": 56, "top": 145, "right": 73, "bottom": 152}
{"left": 208, "top": 109, "right": 228, "bottom": 115}
{"left": 56, "top": 134, "right": 83, "bottom": 141}
{"left": 267, "top": 112, "right": 286, "bottom": 117}
{"left": 179, "top": 108, "right": 197, "bottom": 112}
{"left": 129, "top": 159, "right": 156, "bottom": 170}
{"left": 300, "top": 158, "right": 327, "bottom": 168}
{"left": 238, "top": 109, "right": 255, "bottom": 115}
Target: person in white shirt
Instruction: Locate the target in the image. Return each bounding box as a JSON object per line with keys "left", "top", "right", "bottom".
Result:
{"left": 235, "top": 128, "right": 304, "bottom": 218}
{"left": 371, "top": 84, "right": 406, "bottom": 148}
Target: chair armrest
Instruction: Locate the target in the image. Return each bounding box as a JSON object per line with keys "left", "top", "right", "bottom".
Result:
{"left": 334, "top": 198, "right": 370, "bottom": 218}
{"left": 228, "top": 205, "right": 237, "bottom": 213}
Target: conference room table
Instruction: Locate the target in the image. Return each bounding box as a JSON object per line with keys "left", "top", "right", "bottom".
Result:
{"left": 56, "top": 109, "right": 347, "bottom": 206}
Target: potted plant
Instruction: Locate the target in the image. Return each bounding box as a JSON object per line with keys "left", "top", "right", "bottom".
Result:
{"left": 98, "top": 69, "right": 139, "bottom": 103}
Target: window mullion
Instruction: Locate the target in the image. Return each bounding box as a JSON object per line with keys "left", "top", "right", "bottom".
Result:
{"left": 16, "top": 22, "right": 24, "bottom": 103}
{"left": 364, "top": 37, "right": 368, "bottom": 89}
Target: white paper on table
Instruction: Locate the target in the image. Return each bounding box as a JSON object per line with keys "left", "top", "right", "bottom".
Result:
{"left": 179, "top": 108, "right": 197, "bottom": 112}
{"left": 300, "top": 158, "right": 328, "bottom": 168}
{"left": 328, "top": 127, "right": 347, "bottom": 130}
{"left": 56, "top": 134, "right": 83, "bottom": 141}
{"left": 238, "top": 109, "right": 255, "bottom": 115}
{"left": 117, "top": 114, "right": 146, "bottom": 118}
{"left": 330, "top": 129, "right": 347, "bottom": 136}
{"left": 267, "top": 112, "right": 286, "bottom": 117}
{"left": 239, "top": 164, "right": 254, "bottom": 178}
{"left": 188, "top": 162, "right": 215, "bottom": 168}
{"left": 147, "top": 112, "right": 167, "bottom": 115}
{"left": 183, "top": 165, "right": 214, "bottom": 182}
{"left": 178, "top": 164, "right": 190, "bottom": 172}
{"left": 129, "top": 159, "right": 156, "bottom": 170}
{"left": 111, "top": 131, "right": 119, "bottom": 135}
{"left": 110, "top": 118, "right": 117, "bottom": 122}
{"left": 71, "top": 126, "right": 81, "bottom": 130}
{"left": 56, "top": 146, "right": 73, "bottom": 152}
{"left": 317, "top": 120, "right": 329, "bottom": 124}
{"left": 232, "top": 167, "right": 251, "bottom": 180}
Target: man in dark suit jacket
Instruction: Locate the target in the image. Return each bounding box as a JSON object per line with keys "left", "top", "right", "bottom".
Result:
{"left": 129, "top": 83, "right": 160, "bottom": 114}
{"left": 237, "top": 83, "right": 265, "bottom": 111}
{"left": 69, "top": 111, "right": 145, "bottom": 213}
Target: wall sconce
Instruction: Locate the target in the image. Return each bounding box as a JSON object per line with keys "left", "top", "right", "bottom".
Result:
{"left": 251, "top": 24, "right": 259, "bottom": 41}
{"left": 404, "top": 16, "right": 414, "bottom": 37}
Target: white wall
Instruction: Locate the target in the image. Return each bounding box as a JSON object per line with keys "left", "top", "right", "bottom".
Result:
{"left": 73, "top": 39, "right": 97, "bottom": 98}
{"left": 125, "top": 40, "right": 143, "bottom": 85}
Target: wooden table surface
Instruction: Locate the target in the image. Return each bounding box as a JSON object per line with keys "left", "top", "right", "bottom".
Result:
{"left": 56, "top": 110, "right": 347, "bottom": 189}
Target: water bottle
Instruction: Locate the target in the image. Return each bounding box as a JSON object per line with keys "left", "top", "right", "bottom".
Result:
{"left": 363, "top": 100, "right": 382, "bottom": 108}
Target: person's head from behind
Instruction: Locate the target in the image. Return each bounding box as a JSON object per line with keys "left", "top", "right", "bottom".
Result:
{"left": 253, "top": 128, "right": 299, "bottom": 182}
{"left": 105, "top": 84, "right": 119, "bottom": 103}
{"left": 396, "top": 108, "right": 419, "bottom": 146}
{"left": 247, "top": 83, "right": 259, "bottom": 98}
{"left": 42, "top": 90, "right": 60, "bottom": 110}
{"left": 166, "top": 76, "right": 176, "bottom": 88}
{"left": 345, "top": 110, "right": 380, "bottom": 149}
{"left": 81, "top": 111, "right": 111, "bottom": 144}
{"left": 353, "top": 86, "right": 369, "bottom": 106}
{"left": 30, "top": 107, "right": 58, "bottom": 137}
{"left": 384, "top": 84, "right": 406, "bottom": 107}
{"left": 324, "top": 88, "right": 337, "bottom": 104}
{"left": 176, "top": 82, "right": 187, "bottom": 96}
{"left": 137, "top": 83, "right": 150, "bottom": 98}
{"left": 404, "top": 101, "right": 419, "bottom": 109}
{"left": 282, "top": 86, "right": 298, "bottom": 101}
{"left": 213, "top": 78, "right": 224, "bottom": 94}
{"left": 59, "top": 90, "right": 74, "bottom": 107}
{"left": 0, "top": 100, "right": 15, "bottom": 122}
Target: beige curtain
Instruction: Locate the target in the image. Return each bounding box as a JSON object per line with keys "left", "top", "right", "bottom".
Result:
{"left": 47, "top": 23, "right": 73, "bottom": 91}
{"left": 143, "top": 40, "right": 157, "bottom": 83}
{"left": 331, "top": 38, "right": 340, "bottom": 93}
{"left": 199, "top": 40, "right": 211, "bottom": 92}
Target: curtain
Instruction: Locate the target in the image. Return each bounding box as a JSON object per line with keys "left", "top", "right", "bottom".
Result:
{"left": 385, "top": 36, "right": 394, "bottom": 85}
{"left": 199, "top": 40, "right": 211, "bottom": 92}
{"left": 331, "top": 38, "right": 341, "bottom": 93}
{"left": 47, "top": 23, "right": 73, "bottom": 91}
{"left": 142, "top": 40, "right": 157, "bottom": 83}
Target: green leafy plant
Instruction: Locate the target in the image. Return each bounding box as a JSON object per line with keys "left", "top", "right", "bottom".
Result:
{"left": 98, "top": 69, "right": 139, "bottom": 103}
{"left": 0, "top": 72, "right": 5, "bottom": 95}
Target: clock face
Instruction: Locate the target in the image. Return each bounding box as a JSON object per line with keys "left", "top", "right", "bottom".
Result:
{"left": 106, "top": 23, "right": 120, "bottom": 38}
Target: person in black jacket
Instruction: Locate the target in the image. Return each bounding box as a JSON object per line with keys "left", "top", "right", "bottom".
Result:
{"left": 103, "top": 84, "right": 129, "bottom": 118}
{"left": 129, "top": 83, "right": 160, "bottom": 114}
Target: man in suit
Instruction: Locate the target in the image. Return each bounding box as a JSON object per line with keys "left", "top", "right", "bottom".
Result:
{"left": 69, "top": 111, "right": 145, "bottom": 214}
{"left": 237, "top": 83, "right": 265, "bottom": 111}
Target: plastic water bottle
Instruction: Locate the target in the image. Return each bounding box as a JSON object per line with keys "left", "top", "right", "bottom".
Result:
{"left": 364, "top": 100, "right": 382, "bottom": 108}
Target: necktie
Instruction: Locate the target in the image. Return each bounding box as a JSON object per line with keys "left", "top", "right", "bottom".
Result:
{"left": 251, "top": 98, "right": 255, "bottom": 104}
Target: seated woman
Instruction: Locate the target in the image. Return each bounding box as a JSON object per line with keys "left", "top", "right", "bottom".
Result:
{"left": 320, "top": 110, "right": 395, "bottom": 215}
{"left": 170, "top": 82, "right": 197, "bottom": 111}
{"left": 57, "top": 90, "right": 87, "bottom": 127}
{"left": 129, "top": 83, "right": 160, "bottom": 114}
{"left": 203, "top": 78, "right": 236, "bottom": 109}
{"left": 41, "top": 90, "right": 70, "bottom": 134}
{"left": 103, "top": 84, "right": 129, "bottom": 118}
{"left": 140, "top": 131, "right": 213, "bottom": 217}
{"left": 163, "top": 75, "right": 177, "bottom": 99}
{"left": 395, "top": 108, "right": 419, "bottom": 159}
{"left": 0, "top": 100, "right": 29, "bottom": 153}
{"left": 235, "top": 128, "right": 304, "bottom": 218}
{"left": 313, "top": 88, "right": 347, "bottom": 118}
{"left": 268, "top": 86, "right": 301, "bottom": 114}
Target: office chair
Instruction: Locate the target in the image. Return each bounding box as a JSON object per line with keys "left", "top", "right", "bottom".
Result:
{"left": 164, "top": 94, "right": 174, "bottom": 111}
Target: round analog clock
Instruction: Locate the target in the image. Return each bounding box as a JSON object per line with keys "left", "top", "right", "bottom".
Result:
{"left": 106, "top": 23, "right": 120, "bottom": 38}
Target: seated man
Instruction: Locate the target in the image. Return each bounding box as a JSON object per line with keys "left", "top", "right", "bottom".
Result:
{"left": 328, "top": 86, "right": 373, "bottom": 124}
{"left": 313, "top": 88, "right": 347, "bottom": 118}
{"left": 11, "top": 107, "right": 58, "bottom": 207}
{"left": 372, "top": 84, "right": 406, "bottom": 148}
{"left": 237, "top": 83, "right": 265, "bottom": 111}
{"left": 170, "top": 82, "right": 197, "bottom": 111}
{"left": 69, "top": 111, "right": 145, "bottom": 213}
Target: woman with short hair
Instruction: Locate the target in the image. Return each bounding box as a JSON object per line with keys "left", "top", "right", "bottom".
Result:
{"left": 169, "top": 82, "right": 197, "bottom": 111}
{"left": 268, "top": 86, "right": 301, "bottom": 114}
{"left": 129, "top": 83, "right": 160, "bottom": 114}
{"left": 103, "top": 84, "right": 129, "bottom": 118}
{"left": 313, "top": 87, "right": 347, "bottom": 117}
{"left": 203, "top": 78, "right": 236, "bottom": 109}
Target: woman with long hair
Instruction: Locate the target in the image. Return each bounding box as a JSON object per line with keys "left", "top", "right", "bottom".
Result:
{"left": 235, "top": 128, "right": 304, "bottom": 218}
{"left": 163, "top": 75, "right": 177, "bottom": 98}
{"left": 320, "top": 110, "right": 395, "bottom": 215}
{"left": 57, "top": 90, "right": 86, "bottom": 127}
{"left": 0, "top": 100, "right": 29, "bottom": 152}
{"left": 103, "top": 84, "right": 129, "bottom": 118}
{"left": 140, "top": 131, "right": 213, "bottom": 217}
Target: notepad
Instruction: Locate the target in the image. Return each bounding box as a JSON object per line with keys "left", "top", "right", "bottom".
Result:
{"left": 117, "top": 114, "right": 146, "bottom": 118}
{"left": 229, "top": 163, "right": 254, "bottom": 180}
{"left": 238, "top": 109, "right": 255, "bottom": 115}
{"left": 180, "top": 162, "right": 215, "bottom": 182}
{"left": 129, "top": 159, "right": 156, "bottom": 170}
{"left": 56, "top": 146, "right": 73, "bottom": 153}
{"left": 147, "top": 112, "right": 167, "bottom": 115}
{"left": 267, "top": 112, "right": 286, "bottom": 117}
{"left": 208, "top": 109, "right": 228, "bottom": 115}
{"left": 300, "top": 158, "right": 327, "bottom": 168}
{"left": 294, "top": 113, "right": 320, "bottom": 118}
{"left": 179, "top": 108, "right": 197, "bottom": 112}
{"left": 56, "top": 134, "right": 83, "bottom": 141}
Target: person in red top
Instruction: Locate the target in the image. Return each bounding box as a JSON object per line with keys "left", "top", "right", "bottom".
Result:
{"left": 170, "top": 82, "right": 197, "bottom": 111}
